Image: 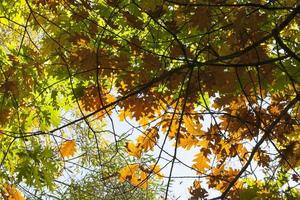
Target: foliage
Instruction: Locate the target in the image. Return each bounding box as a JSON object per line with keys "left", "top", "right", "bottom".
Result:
{"left": 57, "top": 139, "right": 164, "bottom": 200}
{"left": 238, "top": 171, "right": 300, "bottom": 199}
{"left": 0, "top": 0, "right": 299, "bottom": 199}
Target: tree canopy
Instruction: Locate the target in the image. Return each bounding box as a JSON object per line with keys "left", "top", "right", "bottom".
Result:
{"left": 0, "top": 0, "right": 300, "bottom": 199}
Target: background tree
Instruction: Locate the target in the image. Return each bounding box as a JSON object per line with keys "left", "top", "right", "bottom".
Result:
{"left": 0, "top": 0, "right": 299, "bottom": 199}
{"left": 61, "top": 140, "right": 164, "bottom": 200}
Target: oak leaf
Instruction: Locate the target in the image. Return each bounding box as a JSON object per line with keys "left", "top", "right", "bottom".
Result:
{"left": 119, "top": 164, "right": 150, "bottom": 189}
{"left": 178, "top": 134, "right": 199, "bottom": 150}
{"left": 137, "top": 128, "right": 159, "bottom": 152}
{"left": 183, "top": 116, "right": 204, "bottom": 136}
{"left": 59, "top": 140, "right": 76, "bottom": 158}
{"left": 192, "top": 152, "right": 210, "bottom": 173}
{"left": 189, "top": 180, "right": 208, "bottom": 199}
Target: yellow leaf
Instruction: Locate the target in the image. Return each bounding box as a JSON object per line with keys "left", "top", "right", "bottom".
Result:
{"left": 138, "top": 116, "right": 149, "bottom": 128}
{"left": 193, "top": 180, "right": 201, "bottom": 189}
{"left": 59, "top": 140, "right": 76, "bottom": 158}
{"left": 236, "top": 143, "right": 248, "bottom": 163}
{"left": 161, "top": 120, "right": 178, "bottom": 139}
{"left": 3, "top": 184, "right": 25, "bottom": 200}
{"left": 126, "top": 142, "right": 142, "bottom": 158}
{"left": 118, "top": 164, "right": 139, "bottom": 182}
{"left": 140, "top": 171, "right": 149, "bottom": 189}
{"left": 131, "top": 171, "right": 148, "bottom": 189}
{"left": 192, "top": 152, "right": 210, "bottom": 173}
{"left": 178, "top": 134, "right": 199, "bottom": 150}
{"left": 118, "top": 109, "right": 132, "bottom": 121}
{"left": 217, "top": 139, "right": 231, "bottom": 159}
{"left": 198, "top": 140, "right": 209, "bottom": 149}
{"left": 183, "top": 116, "right": 204, "bottom": 136}
{"left": 137, "top": 128, "right": 159, "bottom": 152}
{"left": 150, "top": 164, "right": 163, "bottom": 178}
{"left": 211, "top": 165, "right": 225, "bottom": 176}
{"left": 105, "top": 94, "right": 116, "bottom": 104}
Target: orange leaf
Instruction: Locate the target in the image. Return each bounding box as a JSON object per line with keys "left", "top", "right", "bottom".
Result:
{"left": 59, "top": 140, "right": 76, "bottom": 158}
